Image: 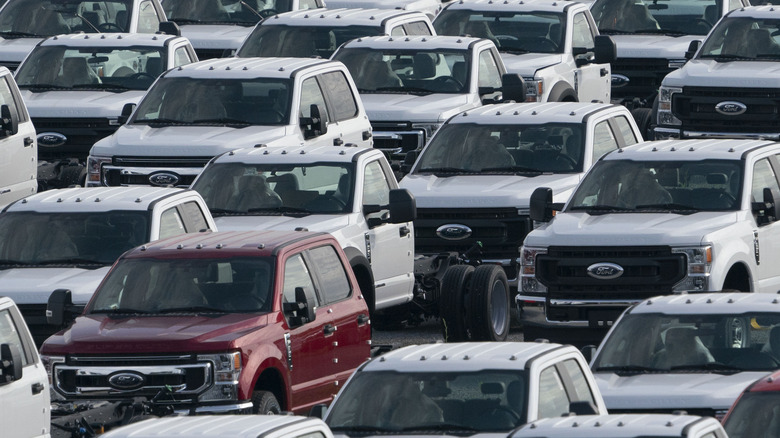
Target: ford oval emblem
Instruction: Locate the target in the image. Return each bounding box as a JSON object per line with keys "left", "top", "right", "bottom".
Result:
{"left": 715, "top": 101, "right": 747, "bottom": 116}
{"left": 587, "top": 262, "right": 624, "bottom": 280}
{"left": 148, "top": 172, "right": 180, "bottom": 186}
{"left": 436, "top": 224, "right": 472, "bottom": 241}
{"left": 108, "top": 372, "right": 145, "bottom": 390}
{"left": 37, "top": 132, "right": 67, "bottom": 148}
{"left": 611, "top": 74, "right": 630, "bottom": 88}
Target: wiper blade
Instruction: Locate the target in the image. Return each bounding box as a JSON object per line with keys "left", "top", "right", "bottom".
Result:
{"left": 0, "top": 31, "right": 43, "bottom": 38}
{"left": 22, "top": 84, "right": 71, "bottom": 91}
{"left": 247, "top": 206, "right": 312, "bottom": 215}
{"left": 499, "top": 48, "right": 531, "bottom": 54}
{"left": 399, "top": 424, "right": 480, "bottom": 432}
{"left": 92, "top": 307, "right": 152, "bottom": 315}
{"left": 669, "top": 363, "right": 741, "bottom": 373}
{"left": 209, "top": 208, "right": 245, "bottom": 216}
{"left": 169, "top": 18, "right": 204, "bottom": 24}
{"left": 72, "top": 83, "right": 131, "bottom": 91}
{"left": 191, "top": 117, "right": 251, "bottom": 126}
{"left": 417, "top": 167, "right": 476, "bottom": 175}
{"left": 704, "top": 53, "right": 756, "bottom": 61}
{"left": 634, "top": 203, "right": 700, "bottom": 214}
{"left": 36, "top": 258, "right": 106, "bottom": 266}
{"left": 635, "top": 28, "right": 687, "bottom": 36}
{"left": 597, "top": 28, "right": 635, "bottom": 35}
{"left": 133, "top": 118, "right": 190, "bottom": 126}
{"left": 595, "top": 365, "right": 663, "bottom": 373}
{"left": 371, "top": 86, "right": 434, "bottom": 95}
{"left": 481, "top": 165, "right": 543, "bottom": 175}
{"left": 0, "top": 259, "right": 32, "bottom": 266}
{"left": 329, "top": 426, "right": 393, "bottom": 432}
{"left": 568, "top": 204, "right": 633, "bottom": 213}
{"left": 156, "top": 306, "right": 227, "bottom": 314}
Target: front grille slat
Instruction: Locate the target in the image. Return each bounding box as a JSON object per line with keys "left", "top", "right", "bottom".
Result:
{"left": 674, "top": 86, "right": 780, "bottom": 132}
{"left": 611, "top": 58, "right": 675, "bottom": 101}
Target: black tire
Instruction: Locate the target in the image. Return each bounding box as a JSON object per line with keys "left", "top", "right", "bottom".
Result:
{"left": 439, "top": 265, "right": 475, "bottom": 342}
{"left": 252, "top": 390, "right": 281, "bottom": 414}
{"left": 631, "top": 107, "right": 653, "bottom": 140}
{"left": 468, "top": 265, "right": 510, "bottom": 342}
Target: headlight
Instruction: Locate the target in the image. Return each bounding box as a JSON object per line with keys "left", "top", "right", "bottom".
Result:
{"left": 411, "top": 123, "right": 441, "bottom": 141}
{"left": 520, "top": 246, "right": 547, "bottom": 293}
{"left": 197, "top": 352, "right": 242, "bottom": 402}
{"left": 658, "top": 86, "right": 682, "bottom": 126}
{"left": 672, "top": 246, "right": 712, "bottom": 292}
{"left": 86, "top": 155, "right": 111, "bottom": 186}
{"left": 41, "top": 355, "right": 65, "bottom": 385}
{"left": 523, "top": 78, "right": 544, "bottom": 102}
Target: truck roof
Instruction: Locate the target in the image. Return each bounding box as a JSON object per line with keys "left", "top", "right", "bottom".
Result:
{"left": 2, "top": 187, "right": 190, "bottom": 214}
{"left": 341, "top": 34, "right": 485, "bottom": 51}
{"left": 603, "top": 139, "right": 778, "bottom": 162}
{"left": 162, "top": 57, "right": 337, "bottom": 80}
{"left": 361, "top": 342, "right": 574, "bottom": 372}
{"left": 442, "top": 0, "right": 586, "bottom": 14}
{"left": 100, "top": 415, "right": 331, "bottom": 438}
{"left": 213, "top": 144, "right": 381, "bottom": 165}
{"left": 510, "top": 414, "right": 722, "bottom": 437}
{"left": 264, "top": 7, "right": 429, "bottom": 26}
{"left": 40, "top": 33, "right": 183, "bottom": 48}
{"left": 448, "top": 102, "right": 625, "bottom": 125}
{"left": 726, "top": 5, "right": 780, "bottom": 19}
{"left": 628, "top": 292, "right": 780, "bottom": 315}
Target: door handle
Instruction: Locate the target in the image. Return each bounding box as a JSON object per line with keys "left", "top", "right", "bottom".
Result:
{"left": 600, "top": 68, "right": 609, "bottom": 77}
{"left": 357, "top": 314, "right": 369, "bottom": 325}
{"left": 399, "top": 226, "right": 410, "bottom": 237}
{"left": 323, "top": 324, "right": 336, "bottom": 335}
{"left": 32, "top": 382, "right": 44, "bottom": 395}
{"left": 333, "top": 138, "right": 344, "bottom": 146}
{"left": 24, "top": 137, "right": 33, "bottom": 146}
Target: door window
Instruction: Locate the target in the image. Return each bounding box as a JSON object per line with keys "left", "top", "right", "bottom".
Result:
{"left": 319, "top": 71, "right": 358, "bottom": 121}
{"left": 751, "top": 158, "right": 780, "bottom": 202}
{"left": 560, "top": 359, "right": 596, "bottom": 405}
{"left": 0, "top": 309, "right": 30, "bottom": 366}
{"left": 613, "top": 115, "right": 639, "bottom": 146}
{"left": 477, "top": 50, "right": 502, "bottom": 89}
{"left": 308, "top": 245, "right": 351, "bottom": 303}
{"left": 363, "top": 160, "right": 391, "bottom": 206}
{"left": 159, "top": 207, "right": 186, "bottom": 239}
{"left": 178, "top": 201, "right": 211, "bottom": 232}
{"left": 137, "top": 0, "right": 161, "bottom": 33}
{"left": 173, "top": 47, "right": 192, "bottom": 66}
{"left": 300, "top": 77, "right": 330, "bottom": 123}
{"left": 537, "top": 366, "right": 570, "bottom": 418}
{"left": 572, "top": 12, "right": 595, "bottom": 50}
{"left": 283, "top": 253, "right": 319, "bottom": 306}
{"left": 404, "top": 21, "right": 433, "bottom": 35}
{"left": 0, "top": 75, "right": 23, "bottom": 122}
{"left": 391, "top": 25, "right": 406, "bottom": 36}
{"left": 592, "top": 120, "right": 619, "bottom": 161}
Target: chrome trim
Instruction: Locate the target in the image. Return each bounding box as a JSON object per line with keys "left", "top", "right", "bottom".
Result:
{"left": 172, "top": 401, "right": 254, "bottom": 415}
{"left": 103, "top": 165, "right": 204, "bottom": 177}
{"left": 516, "top": 295, "right": 545, "bottom": 303}
{"left": 70, "top": 355, "right": 193, "bottom": 363}
{"left": 54, "top": 363, "right": 212, "bottom": 397}
{"left": 548, "top": 298, "right": 641, "bottom": 307}
{"left": 682, "top": 131, "right": 780, "bottom": 140}
{"left": 372, "top": 129, "right": 425, "bottom": 151}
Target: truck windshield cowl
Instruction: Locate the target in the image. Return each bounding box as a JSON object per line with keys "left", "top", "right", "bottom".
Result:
{"left": 567, "top": 159, "right": 742, "bottom": 212}
{"left": 414, "top": 122, "right": 584, "bottom": 174}
{"left": 89, "top": 257, "right": 275, "bottom": 315}
{"left": 698, "top": 17, "right": 780, "bottom": 61}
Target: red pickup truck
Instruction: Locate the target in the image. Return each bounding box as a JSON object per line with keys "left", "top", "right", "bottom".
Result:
{"left": 40, "top": 230, "right": 371, "bottom": 415}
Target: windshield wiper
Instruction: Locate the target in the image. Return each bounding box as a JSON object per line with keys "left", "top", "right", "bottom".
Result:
{"left": 595, "top": 365, "right": 664, "bottom": 373}
{"left": 35, "top": 258, "right": 106, "bottom": 266}
{"left": 399, "top": 424, "right": 480, "bottom": 433}
{"left": 369, "top": 86, "right": 434, "bottom": 95}
{"left": 634, "top": 203, "right": 701, "bottom": 214}
{"left": 329, "top": 425, "right": 394, "bottom": 433}
{"left": 481, "top": 165, "right": 543, "bottom": 175}
{"left": 704, "top": 53, "right": 756, "bottom": 62}
{"left": 247, "top": 206, "right": 311, "bottom": 215}
{"left": 133, "top": 118, "right": 190, "bottom": 126}
{"left": 156, "top": 306, "right": 227, "bottom": 314}
{"left": 169, "top": 18, "right": 204, "bottom": 24}
{"left": 72, "top": 83, "right": 132, "bottom": 92}
{"left": 92, "top": 307, "right": 152, "bottom": 315}
{"left": 0, "top": 31, "right": 43, "bottom": 38}
{"left": 634, "top": 28, "right": 688, "bottom": 36}
{"left": 669, "top": 363, "right": 741, "bottom": 373}
{"left": 568, "top": 204, "right": 633, "bottom": 214}
{"left": 417, "top": 167, "right": 477, "bottom": 175}
{"left": 209, "top": 208, "right": 245, "bottom": 216}
{"left": 597, "top": 28, "right": 636, "bottom": 35}
{"left": 191, "top": 117, "right": 251, "bottom": 126}
{"left": 499, "top": 48, "right": 531, "bottom": 55}
{"left": 0, "top": 259, "right": 33, "bottom": 267}
{"left": 22, "top": 84, "right": 72, "bottom": 91}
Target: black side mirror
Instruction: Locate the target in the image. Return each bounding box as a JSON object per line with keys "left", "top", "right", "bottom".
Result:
{"left": 310, "top": 404, "right": 328, "bottom": 419}
{"left": 301, "top": 104, "right": 327, "bottom": 139}
{"left": 754, "top": 187, "right": 780, "bottom": 225}
{"left": 400, "top": 150, "right": 418, "bottom": 175}
{"left": 283, "top": 287, "right": 316, "bottom": 328}
{"left": 46, "top": 289, "right": 74, "bottom": 327}
{"left": 118, "top": 103, "right": 136, "bottom": 125}
{"left": 594, "top": 35, "right": 617, "bottom": 64}
{"left": 500, "top": 73, "right": 526, "bottom": 103}
{"left": 581, "top": 345, "right": 597, "bottom": 363}
{"left": 388, "top": 189, "right": 416, "bottom": 224}
{"left": 0, "top": 104, "right": 18, "bottom": 137}
{"left": 158, "top": 21, "right": 181, "bottom": 36}
{"left": 0, "top": 343, "right": 22, "bottom": 384}
{"left": 685, "top": 40, "right": 702, "bottom": 60}
{"left": 569, "top": 400, "right": 598, "bottom": 416}
{"left": 530, "top": 187, "right": 560, "bottom": 222}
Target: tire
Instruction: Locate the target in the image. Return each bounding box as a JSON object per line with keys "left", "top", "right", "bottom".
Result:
{"left": 631, "top": 107, "right": 653, "bottom": 140}
{"left": 439, "top": 265, "right": 475, "bottom": 342}
{"left": 468, "top": 265, "right": 510, "bottom": 342}
{"left": 252, "top": 390, "right": 281, "bottom": 414}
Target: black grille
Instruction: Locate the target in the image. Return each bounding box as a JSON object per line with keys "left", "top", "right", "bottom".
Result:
{"left": 195, "top": 48, "right": 228, "bottom": 60}
{"left": 15, "top": 303, "right": 64, "bottom": 347}
{"left": 371, "top": 122, "right": 425, "bottom": 159}
{"left": 611, "top": 58, "right": 675, "bottom": 102}
{"left": 33, "top": 117, "right": 118, "bottom": 161}
{"left": 537, "top": 246, "right": 686, "bottom": 300}
{"left": 104, "top": 156, "right": 212, "bottom": 186}
{"left": 673, "top": 86, "right": 780, "bottom": 133}
{"left": 609, "top": 408, "right": 722, "bottom": 418}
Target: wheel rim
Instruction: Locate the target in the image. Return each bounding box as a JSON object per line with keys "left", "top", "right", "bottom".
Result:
{"left": 489, "top": 278, "right": 509, "bottom": 336}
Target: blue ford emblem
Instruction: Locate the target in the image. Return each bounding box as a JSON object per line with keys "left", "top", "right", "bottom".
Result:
{"left": 715, "top": 101, "right": 747, "bottom": 116}
{"left": 611, "top": 74, "right": 630, "bottom": 88}
{"left": 37, "top": 132, "right": 67, "bottom": 148}
{"left": 108, "top": 372, "right": 145, "bottom": 390}
{"left": 148, "top": 172, "right": 180, "bottom": 186}
{"left": 587, "top": 262, "right": 624, "bottom": 280}
{"left": 436, "top": 224, "right": 472, "bottom": 241}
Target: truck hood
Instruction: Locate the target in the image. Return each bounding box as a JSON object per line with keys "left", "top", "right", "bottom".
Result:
{"left": 610, "top": 34, "right": 699, "bottom": 59}
{"left": 595, "top": 371, "right": 769, "bottom": 411}
{"left": 0, "top": 267, "right": 111, "bottom": 305}
{"left": 0, "top": 37, "right": 42, "bottom": 63}
{"left": 500, "top": 53, "right": 563, "bottom": 76}
{"left": 180, "top": 25, "right": 253, "bottom": 50}
{"left": 91, "top": 124, "right": 291, "bottom": 156}
{"left": 21, "top": 90, "right": 146, "bottom": 118}
{"left": 400, "top": 173, "right": 581, "bottom": 208}
{"left": 361, "top": 93, "right": 478, "bottom": 122}
{"left": 663, "top": 59, "right": 780, "bottom": 88}
{"left": 525, "top": 211, "right": 736, "bottom": 247}
{"left": 214, "top": 214, "right": 350, "bottom": 234}
{"left": 42, "top": 313, "right": 272, "bottom": 354}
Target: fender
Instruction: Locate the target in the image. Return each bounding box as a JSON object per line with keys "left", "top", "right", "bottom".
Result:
{"left": 246, "top": 343, "right": 288, "bottom": 401}
{"left": 547, "top": 82, "right": 578, "bottom": 102}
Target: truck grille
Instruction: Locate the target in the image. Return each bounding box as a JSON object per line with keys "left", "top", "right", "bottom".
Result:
{"left": 673, "top": 86, "right": 780, "bottom": 133}
{"left": 15, "top": 303, "right": 63, "bottom": 347}
{"left": 610, "top": 408, "right": 723, "bottom": 419}
{"left": 371, "top": 122, "right": 425, "bottom": 159}
{"left": 611, "top": 58, "right": 675, "bottom": 102}
{"left": 33, "top": 117, "right": 117, "bottom": 161}
{"left": 194, "top": 48, "right": 227, "bottom": 60}
{"left": 537, "top": 246, "right": 686, "bottom": 300}
{"left": 104, "top": 156, "right": 212, "bottom": 186}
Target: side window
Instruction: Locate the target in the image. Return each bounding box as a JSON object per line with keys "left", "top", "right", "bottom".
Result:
{"left": 592, "top": 120, "right": 619, "bottom": 161}
{"left": 308, "top": 245, "right": 351, "bottom": 303}
{"left": 537, "top": 366, "right": 571, "bottom": 418}
{"left": 560, "top": 359, "right": 597, "bottom": 405}
{"left": 404, "top": 21, "right": 434, "bottom": 36}
{"left": 0, "top": 75, "right": 23, "bottom": 122}
{"left": 729, "top": 0, "right": 742, "bottom": 11}
{"left": 0, "top": 308, "right": 30, "bottom": 366}
{"left": 477, "top": 50, "right": 502, "bottom": 89}
{"left": 137, "top": 0, "right": 161, "bottom": 33}
{"left": 173, "top": 47, "right": 193, "bottom": 67}
{"left": 300, "top": 0, "right": 320, "bottom": 9}
{"left": 572, "top": 12, "right": 596, "bottom": 49}
{"left": 751, "top": 158, "right": 780, "bottom": 202}
{"left": 283, "top": 253, "right": 318, "bottom": 306}
{"left": 613, "top": 115, "right": 639, "bottom": 146}
{"left": 159, "top": 207, "right": 187, "bottom": 239}
{"left": 318, "top": 71, "right": 358, "bottom": 122}
{"left": 298, "top": 433, "right": 327, "bottom": 438}
{"left": 363, "top": 160, "right": 392, "bottom": 206}
{"left": 299, "top": 77, "right": 330, "bottom": 124}
{"left": 178, "top": 201, "right": 211, "bottom": 232}
{"left": 390, "top": 25, "right": 406, "bottom": 36}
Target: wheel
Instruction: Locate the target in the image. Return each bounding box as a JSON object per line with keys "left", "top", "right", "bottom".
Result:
{"left": 631, "top": 107, "right": 653, "bottom": 139}
{"left": 98, "top": 22, "right": 124, "bottom": 32}
{"left": 252, "top": 390, "right": 281, "bottom": 414}
{"left": 439, "top": 265, "right": 475, "bottom": 342}
{"left": 468, "top": 265, "right": 510, "bottom": 342}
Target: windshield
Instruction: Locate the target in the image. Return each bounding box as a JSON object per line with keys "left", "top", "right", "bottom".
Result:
{"left": 89, "top": 256, "right": 274, "bottom": 314}
{"left": 0, "top": 211, "right": 149, "bottom": 266}
{"left": 414, "top": 123, "right": 584, "bottom": 174}
{"left": 15, "top": 45, "right": 165, "bottom": 91}
{"left": 132, "top": 77, "right": 292, "bottom": 126}
{"left": 699, "top": 17, "right": 780, "bottom": 60}
{"left": 434, "top": 10, "right": 565, "bottom": 54}
{"left": 327, "top": 370, "right": 529, "bottom": 432}
{"left": 333, "top": 48, "right": 470, "bottom": 94}
{"left": 162, "top": 0, "right": 286, "bottom": 25}
{"left": 591, "top": 0, "right": 718, "bottom": 36}
{"left": 593, "top": 312, "right": 780, "bottom": 372}
{"left": 568, "top": 159, "right": 742, "bottom": 212}
{"left": 192, "top": 162, "right": 353, "bottom": 214}
{"left": 237, "top": 24, "right": 382, "bottom": 58}
{"left": 723, "top": 391, "right": 780, "bottom": 437}
{"left": 0, "top": 0, "right": 133, "bottom": 36}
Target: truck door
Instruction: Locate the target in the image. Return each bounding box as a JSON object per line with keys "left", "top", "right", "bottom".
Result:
{"left": 299, "top": 76, "right": 341, "bottom": 148}
{"left": 572, "top": 12, "right": 610, "bottom": 103}
{"left": 752, "top": 157, "right": 780, "bottom": 292}
{"left": 318, "top": 70, "right": 370, "bottom": 148}
{"left": 0, "top": 74, "right": 35, "bottom": 207}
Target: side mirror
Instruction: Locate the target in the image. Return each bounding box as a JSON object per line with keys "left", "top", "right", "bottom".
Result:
{"left": 685, "top": 40, "right": 702, "bottom": 60}
{"left": 158, "top": 21, "right": 181, "bottom": 36}
{"left": 118, "top": 103, "right": 136, "bottom": 125}
{"left": 753, "top": 187, "right": 780, "bottom": 226}
{"left": 0, "top": 343, "right": 22, "bottom": 384}
{"left": 569, "top": 400, "right": 598, "bottom": 416}
{"left": 310, "top": 404, "right": 328, "bottom": 419}
{"left": 500, "top": 73, "right": 526, "bottom": 103}
{"left": 400, "top": 150, "right": 418, "bottom": 175}
{"left": 388, "top": 189, "right": 416, "bottom": 224}
{"left": 301, "top": 104, "right": 327, "bottom": 139}
{"left": 530, "top": 187, "right": 557, "bottom": 222}
{"left": 283, "top": 286, "right": 316, "bottom": 328}
{"left": 0, "top": 104, "right": 18, "bottom": 137}
{"left": 46, "top": 289, "right": 74, "bottom": 327}
{"left": 580, "top": 345, "right": 597, "bottom": 363}
{"left": 594, "top": 35, "right": 617, "bottom": 64}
